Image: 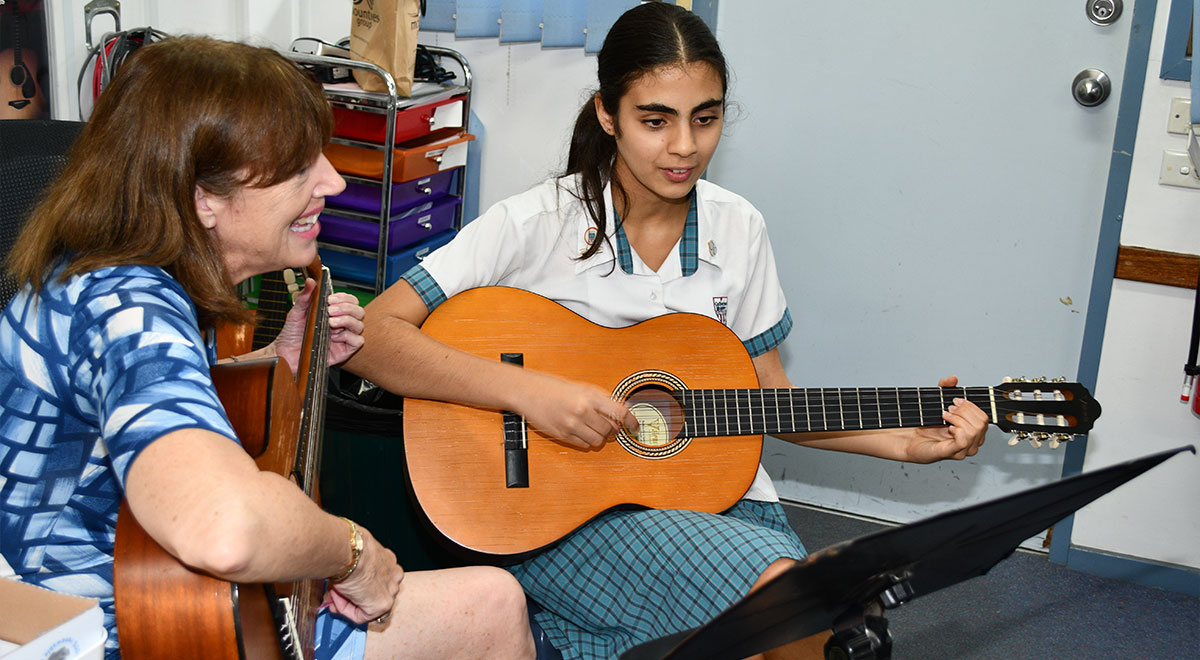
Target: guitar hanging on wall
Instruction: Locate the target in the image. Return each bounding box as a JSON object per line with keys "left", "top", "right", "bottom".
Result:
{"left": 402, "top": 286, "right": 1103, "bottom": 561}
{"left": 0, "top": 11, "right": 47, "bottom": 120}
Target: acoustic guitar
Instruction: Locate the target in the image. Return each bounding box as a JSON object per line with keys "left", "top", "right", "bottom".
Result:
{"left": 0, "top": 13, "right": 47, "bottom": 120}
{"left": 114, "top": 261, "right": 332, "bottom": 660}
{"left": 403, "top": 286, "right": 1102, "bottom": 561}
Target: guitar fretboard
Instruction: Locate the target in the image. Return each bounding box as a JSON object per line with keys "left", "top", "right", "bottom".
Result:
{"left": 676, "top": 386, "right": 997, "bottom": 437}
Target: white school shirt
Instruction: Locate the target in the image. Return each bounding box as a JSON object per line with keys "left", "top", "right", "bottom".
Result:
{"left": 406, "top": 175, "right": 792, "bottom": 502}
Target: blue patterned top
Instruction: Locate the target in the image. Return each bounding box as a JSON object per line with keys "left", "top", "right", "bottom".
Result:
{"left": 0, "top": 263, "right": 237, "bottom": 659}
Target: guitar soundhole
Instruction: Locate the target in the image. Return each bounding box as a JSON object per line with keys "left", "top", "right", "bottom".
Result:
{"left": 612, "top": 370, "right": 692, "bottom": 460}
{"left": 626, "top": 387, "right": 685, "bottom": 448}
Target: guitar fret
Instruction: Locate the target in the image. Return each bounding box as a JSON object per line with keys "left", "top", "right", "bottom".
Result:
{"left": 746, "top": 389, "right": 756, "bottom": 434}
{"left": 734, "top": 389, "right": 741, "bottom": 436}
{"left": 692, "top": 390, "right": 701, "bottom": 436}
{"left": 854, "top": 388, "right": 864, "bottom": 431}
{"left": 774, "top": 389, "right": 782, "bottom": 435}
{"left": 709, "top": 391, "right": 716, "bottom": 435}
{"left": 746, "top": 390, "right": 756, "bottom": 434}
{"left": 895, "top": 387, "right": 903, "bottom": 427}
{"left": 753, "top": 389, "right": 764, "bottom": 435}
{"left": 859, "top": 388, "right": 876, "bottom": 429}
{"left": 734, "top": 389, "right": 742, "bottom": 435}
{"left": 837, "top": 388, "right": 845, "bottom": 432}
{"left": 785, "top": 389, "right": 792, "bottom": 433}
{"left": 917, "top": 388, "right": 924, "bottom": 425}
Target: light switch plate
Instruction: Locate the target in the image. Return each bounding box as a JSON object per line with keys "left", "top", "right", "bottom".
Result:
{"left": 1168, "top": 97, "right": 1192, "bottom": 134}
{"left": 1159, "top": 150, "right": 1200, "bottom": 189}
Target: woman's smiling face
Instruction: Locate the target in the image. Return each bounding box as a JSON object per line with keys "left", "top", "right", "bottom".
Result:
{"left": 197, "top": 152, "right": 345, "bottom": 283}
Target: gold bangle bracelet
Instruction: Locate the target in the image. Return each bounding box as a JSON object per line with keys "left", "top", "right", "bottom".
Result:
{"left": 330, "top": 517, "right": 363, "bottom": 583}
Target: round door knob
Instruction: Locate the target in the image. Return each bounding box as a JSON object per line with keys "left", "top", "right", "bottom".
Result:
{"left": 1086, "top": 0, "right": 1122, "bottom": 26}
{"left": 1072, "top": 69, "right": 1111, "bottom": 107}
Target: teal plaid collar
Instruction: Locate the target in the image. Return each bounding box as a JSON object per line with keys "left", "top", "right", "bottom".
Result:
{"left": 612, "top": 191, "right": 699, "bottom": 276}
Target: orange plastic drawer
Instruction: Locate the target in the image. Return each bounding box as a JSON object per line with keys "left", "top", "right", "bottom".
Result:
{"left": 332, "top": 94, "right": 466, "bottom": 144}
{"left": 325, "top": 132, "right": 475, "bottom": 183}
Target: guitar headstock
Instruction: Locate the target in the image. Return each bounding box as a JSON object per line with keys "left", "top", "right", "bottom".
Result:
{"left": 993, "top": 377, "right": 1102, "bottom": 448}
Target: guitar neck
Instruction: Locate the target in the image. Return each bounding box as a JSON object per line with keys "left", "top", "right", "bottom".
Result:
{"left": 677, "top": 386, "right": 998, "bottom": 437}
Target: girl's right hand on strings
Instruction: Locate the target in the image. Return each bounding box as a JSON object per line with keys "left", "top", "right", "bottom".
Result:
{"left": 523, "top": 373, "right": 636, "bottom": 450}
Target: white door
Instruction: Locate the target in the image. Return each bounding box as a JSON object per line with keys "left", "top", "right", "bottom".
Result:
{"left": 709, "top": 1, "right": 1133, "bottom": 543}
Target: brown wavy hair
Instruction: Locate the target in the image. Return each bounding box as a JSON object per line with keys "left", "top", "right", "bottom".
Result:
{"left": 7, "top": 36, "right": 333, "bottom": 327}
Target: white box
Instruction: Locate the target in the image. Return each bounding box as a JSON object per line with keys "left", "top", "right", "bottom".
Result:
{"left": 0, "top": 577, "right": 107, "bottom": 660}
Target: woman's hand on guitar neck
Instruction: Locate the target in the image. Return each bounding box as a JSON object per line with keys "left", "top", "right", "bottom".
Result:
{"left": 520, "top": 371, "right": 636, "bottom": 450}
{"left": 271, "top": 278, "right": 365, "bottom": 373}
{"left": 900, "top": 375, "right": 990, "bottom": 464}
{"left": 323, "top": 524, "right": 403, "bottom": 625}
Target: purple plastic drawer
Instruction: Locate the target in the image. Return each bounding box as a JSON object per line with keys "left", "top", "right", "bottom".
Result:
{"left": 319, "top": 194, "right": 460, "bottom": 253}
{"left": 326, "top": 170, "right": 457, "bottom": 215}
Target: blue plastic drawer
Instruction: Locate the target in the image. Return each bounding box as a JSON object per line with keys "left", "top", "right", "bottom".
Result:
{"left": 320, "top": 229, "right": 457, "bottom": 288}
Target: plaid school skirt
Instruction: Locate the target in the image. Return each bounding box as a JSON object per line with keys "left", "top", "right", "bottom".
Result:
{"left": 509, "top": 499, "right": 806, "bottom": 660}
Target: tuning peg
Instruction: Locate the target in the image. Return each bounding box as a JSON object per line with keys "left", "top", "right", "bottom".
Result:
{"left": 1008, "top": 435, "right": 1021, "bottom": 446}
{"left": 1049, "top": 433, "right": 1072, "bottom": 449}
{"left": 1002, "top": 376, "right": 1013, "bottom": 383}
{"left": 1052, "top": 377, "right": 1066, "bottom": 383}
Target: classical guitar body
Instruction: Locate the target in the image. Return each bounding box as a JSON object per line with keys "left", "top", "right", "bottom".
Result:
{"left": 115, "top": 264, "right": 331, "bottom": 659}
{"left": 404, "top": 286, "right": 764, "bottom": 560}
{"left": 404, "top": 287, "right": 1102, "bottom": 561}
{"left": 114, "top": 359, "right": 311, "bottom": 659}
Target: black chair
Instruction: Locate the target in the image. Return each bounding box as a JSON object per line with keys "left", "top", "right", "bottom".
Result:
{"left": 0, "top": 119, "right": 84, "bottom": 307}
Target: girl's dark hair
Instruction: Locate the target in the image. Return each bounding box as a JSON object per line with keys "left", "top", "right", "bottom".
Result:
{"left": 563, "top": 1, "right": 728, "bottom": 261}
{"left": 7, "top": 36, "right": 333, "bottom": 328}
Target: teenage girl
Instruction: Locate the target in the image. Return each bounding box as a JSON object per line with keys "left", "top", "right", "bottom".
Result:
{"left": 345, "top": 4, "right": 988, "bottom": 658}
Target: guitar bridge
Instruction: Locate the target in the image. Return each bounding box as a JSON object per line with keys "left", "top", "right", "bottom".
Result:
{"left": 501, "top": 353, "right": 529, "bottom": 488}
{"left": 269, "top": 593, "right": 306, "bottom": 660}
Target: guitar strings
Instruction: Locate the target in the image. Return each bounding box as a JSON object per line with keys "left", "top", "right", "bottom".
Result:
{"left": 676, "top": 388, "right": 1077, "bottom": 416}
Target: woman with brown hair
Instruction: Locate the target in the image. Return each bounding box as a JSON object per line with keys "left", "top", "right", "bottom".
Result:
{"left": 0, "top": 36, "right": 533, "bottom": 660}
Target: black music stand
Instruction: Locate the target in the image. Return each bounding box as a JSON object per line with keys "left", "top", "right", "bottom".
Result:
{"left": 620, "top": 445, "right": 1195, "bottom": 660}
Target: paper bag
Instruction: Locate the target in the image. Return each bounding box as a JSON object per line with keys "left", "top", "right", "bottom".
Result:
{"left": 349, "top": 0, "right": 420, "bottom": 96}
